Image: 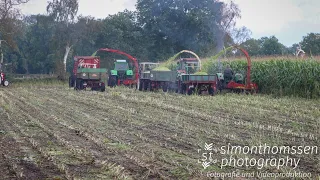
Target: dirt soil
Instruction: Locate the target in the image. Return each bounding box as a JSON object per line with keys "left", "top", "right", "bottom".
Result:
{"left": 0, "top": 84, "right": 319, "bottom": 179}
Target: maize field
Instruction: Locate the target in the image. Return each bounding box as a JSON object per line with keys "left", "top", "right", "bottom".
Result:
{"left": 204, "top": 58, "right": 320, "bottom": 98}
{"left": 0, "top": 82, "right": 319, "bottom": 179}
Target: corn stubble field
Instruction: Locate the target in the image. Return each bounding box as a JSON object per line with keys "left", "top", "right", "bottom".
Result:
{"left": 0, "top": 81, "right": 319, "bottom": 180}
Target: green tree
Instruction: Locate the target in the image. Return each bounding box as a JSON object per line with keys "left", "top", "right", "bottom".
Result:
{"left": 136, "top": 0, "right": 240, "bottom": 59}
{"left": 259, "top": 36, "right": 283, "bottom": 56}
{"left": 0, "top": 0, "right": 30, "bottom": 64}
{"left": 241, "top": 38, "right": 261, "bottom": 56}
{"left": 300, "top": 33, "right": 320, "bottom": 56}
{"left": 16, "top": 15, "right": 56, "bottom": 74}
{"left": 47, "top": 0, "right": 79, "bottom": 75}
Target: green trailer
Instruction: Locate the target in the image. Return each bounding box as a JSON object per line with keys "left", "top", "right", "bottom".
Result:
{"left": 138, "top": 60, "right": 177, "bottom": 92}
{"left": 140, "top": 70, "right": 177, "bottom": 91}
{"left": 74, "top": 68, "right": 107, "bottom": 91}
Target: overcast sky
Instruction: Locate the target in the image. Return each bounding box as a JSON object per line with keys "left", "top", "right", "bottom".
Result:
{"left": 19, "top": 0, "right": 320, "bottom": 46}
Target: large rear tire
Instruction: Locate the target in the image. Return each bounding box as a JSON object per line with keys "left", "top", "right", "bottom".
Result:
{"left": 162, "top": 82, "right": 168, "bottom": 92}
{"left": 138, "top": 80, "right": 143, "bottom": 91}
{"left": 148, "top": 81, "right": 153, "bottom": 91}
{"left": 108, "top": 75, "right": 117, "bottom": 88}
{"left": 69, "top": 76, "right": 74, "bottom": 88}
{"left": 101, "top": 86, "right": 106, "bottom": 92}
{"left": 187, "top": 88, "right": 194, "bottom": 95}
{"left": 208, "top": 86, "right": 214, "bottom": 96}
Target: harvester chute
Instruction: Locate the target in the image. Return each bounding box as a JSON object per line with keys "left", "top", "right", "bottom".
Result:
{"left": 92, "top": 48, "right": 139, "bottom": 87}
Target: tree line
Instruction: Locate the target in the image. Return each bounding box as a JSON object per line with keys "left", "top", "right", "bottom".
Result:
{"left": 0, "top": 0, "right": 319, "bottom": 75}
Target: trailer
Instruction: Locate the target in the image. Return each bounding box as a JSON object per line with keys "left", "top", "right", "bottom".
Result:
{"left": 69, "top": 56, "right": 106, "bottom": 92}
{"left": 139, "top": 58, "right": 216, "bottom": 94}
{"left": 140, "top": 68, "right": 177, "bottom": 92}
{"left": 177, "top": 74, "right": 216, "bottom": 95}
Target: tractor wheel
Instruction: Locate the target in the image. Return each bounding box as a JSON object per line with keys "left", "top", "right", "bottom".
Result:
{"left": 101, "top": 86, "right": 106, "bottom": 92}
{"left": 74, "top": 80, "right": 77, "bottom": 90}
{"left": 138, "top": 80, "right": 143, "bottom": 91}
{"left": 250, "top": 89, "right": 257, "bottom": 95}
{"left": 108, "top": 75, "right": 117, "bottom": 88}
{"left": 143, "top": 81, "right": 148, "bottom": 91}
{"left": 176, "top": 83, "right": 180, "bottom": 93}
{"left": 78, "top": 79, "right": 83, "bottom": 90}
{"left": 75, "top": 79, "right": 80, "bottom": 90}
{"left": 148, "top": 82, "right": 153, "bottom": 91}
{"left": 162, "top": 83, "right": 168, "bottom": 92}
{"left": 180, "top": 84, "right": 187, "bottom": 94}
{"left": 3, "top": 80, "right": 9, "bottom": 87}
{"left": 208, "top": 86, "right": 215, "bottom": 96}
{"left": 187, "top": 88, "right": 194, "bottom": 95}
{"left": 69, "top": 76, "right": 74, "bottom": 88}
{"left": 217, "top": 79, "right": 223, "bottom": 92}
{"left": 75, "top": 79, "right": 84, "bottom": 90}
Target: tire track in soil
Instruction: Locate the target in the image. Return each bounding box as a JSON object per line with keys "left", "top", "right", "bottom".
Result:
{"left": 38, "top": 90, "right": 206, "bottom": 155}
{"left": 0, "top": 105, "right": 67, "bottom": 180}
{"left": 6, "top": 88, "right": 318, "bottom": 176}
{"left": 18, "top": 89, "right": 189, "bottom": 179}
{"left": 10, "top": 88, "right": 204, "bottom": 178}
{"left": 23, "top": 88, "right": 264, "bottom": 176}
{"left": 62, "top": 88, "right": 320, "bottom": 175}
{"left": 3, "top": 89, "right": 166, "bottom": 180}
{"left": 1, "top": 91, "right": 133, "bottom": 180}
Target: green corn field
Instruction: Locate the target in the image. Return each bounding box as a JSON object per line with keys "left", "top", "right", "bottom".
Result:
{"left": 204, "top": 58, "right": 320, "bottom": 98}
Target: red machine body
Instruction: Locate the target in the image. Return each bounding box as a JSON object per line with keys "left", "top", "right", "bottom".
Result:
{"left": 94, "top": 48, "right": 139, "bottom": 86}
{"left": 223, "top": 46, "right": 258, "bottom": 92}
{"left": 72, "top": 56, "right": 101, "bottom": 75}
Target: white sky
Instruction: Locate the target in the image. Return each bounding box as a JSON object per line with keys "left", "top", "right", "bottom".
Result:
{"left": 19, "top": 0, "right": 320, "bottom": 46}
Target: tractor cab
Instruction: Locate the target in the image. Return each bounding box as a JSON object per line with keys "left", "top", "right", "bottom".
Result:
{"left": 177, "top": 58, "right": 200, "bottom": 74}
{"left": 216, "top": 70, "right": 245, "bottom": 90}
{"left": 139, "top": 62, "right": 159, "bottom": 73}
{"left": 108, "top": 60, "right": 134, "bottom": 86}
{"left": 110, "top": 60, "right": 133, "bottom": 79}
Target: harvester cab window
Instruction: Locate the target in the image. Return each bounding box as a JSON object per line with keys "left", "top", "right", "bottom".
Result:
{"left": 145, "top": 64, "right": 151, "bottom": 71}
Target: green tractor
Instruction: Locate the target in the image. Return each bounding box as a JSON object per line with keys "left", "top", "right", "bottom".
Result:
{"left": 108, "top": 60, "right": 134, "bottom": 87}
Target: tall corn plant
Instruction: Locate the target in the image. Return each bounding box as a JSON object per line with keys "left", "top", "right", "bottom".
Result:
{"left": 205, "top": 59, "right": 320, "bottom": 98}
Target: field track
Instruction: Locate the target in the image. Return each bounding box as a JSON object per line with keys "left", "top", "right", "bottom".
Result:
{"left": 0, "top": 84, "right": 319, "bottom": 179}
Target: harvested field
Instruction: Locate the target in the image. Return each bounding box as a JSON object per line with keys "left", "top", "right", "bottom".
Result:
{"left": 0, "top": 83, "right": 319, "bottom": 179}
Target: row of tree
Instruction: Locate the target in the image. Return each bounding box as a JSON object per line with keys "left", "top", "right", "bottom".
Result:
{"left": 0, "top": 0, "right": 319, "bottom": 75}
{"left": 241, "top": 34, "right": 320, "bottom": 57}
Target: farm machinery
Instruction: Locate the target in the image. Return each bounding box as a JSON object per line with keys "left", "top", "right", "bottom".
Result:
{"left": 108, "top": 60, "right": 134, "bottom": 87}
{"left": 139, "top": 62, "right": 176, "bottom": 92}
{"left": 0, "top": 71, "right": 9, "bottom": 87}
{"left": 92, "top": 48, "right": 139, "bottom": 88}
{"left": 69, "top": 56, "right": 107, "bottom": 92}
{"left": 138, "top": 57, "right": 216, "bottom": 95}
{"left": 214, "top": 47, "right": 258, "bottom": 94}
{"left": 176, "top": 58, "right": 216, "bottom": 95}
{"left": 138, "top": 46, "right": 258, "bottom": 95}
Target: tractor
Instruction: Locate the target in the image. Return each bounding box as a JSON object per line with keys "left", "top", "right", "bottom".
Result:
{"left": 215, "top": 47, "right": 258, "bottom": 94}
{"left": 0, "top": 72, "right": 9, "bottom": 87}
{"left": 108, "top": 60, "right": 134, "bottom": 87}
{"left": 92, "top": 48, "right": 139, "bottom": 88}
